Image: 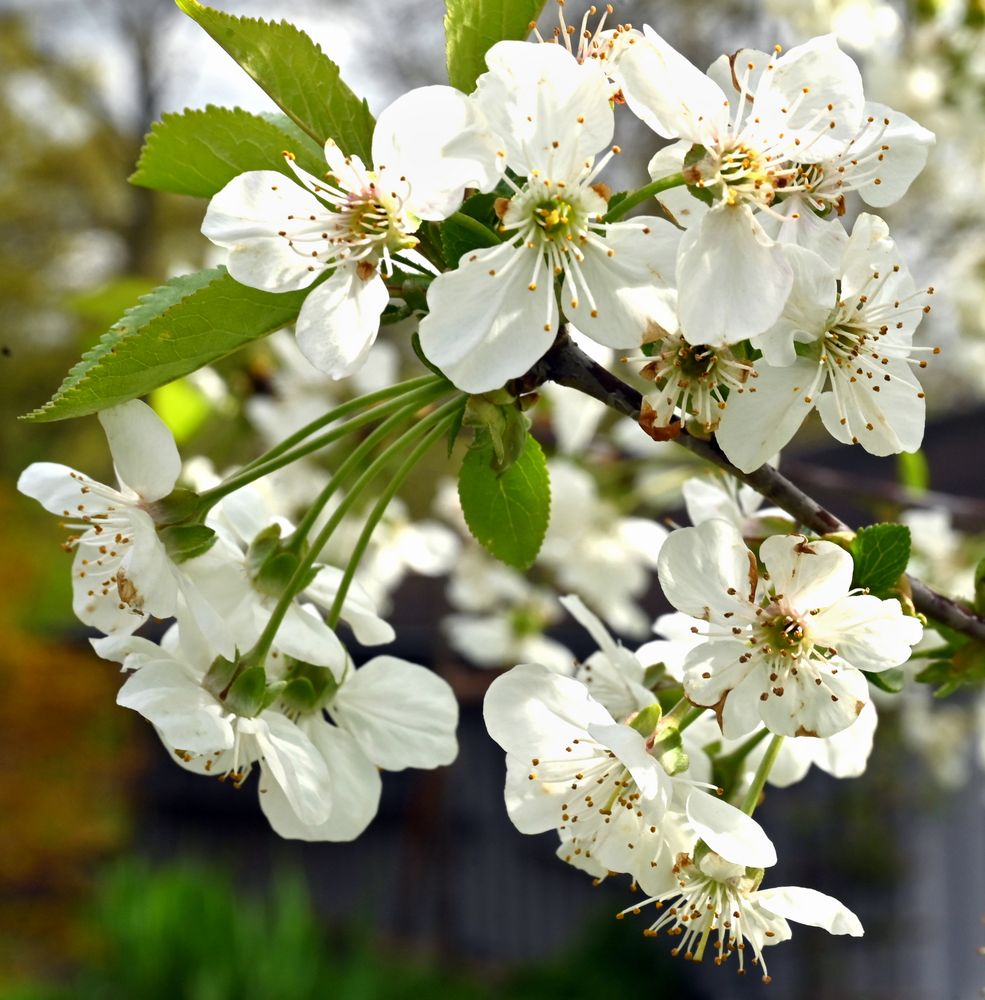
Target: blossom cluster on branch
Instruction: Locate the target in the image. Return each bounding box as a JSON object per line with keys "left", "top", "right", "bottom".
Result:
{"left": 16, "top": 0, "right": 985, "bottom": 984}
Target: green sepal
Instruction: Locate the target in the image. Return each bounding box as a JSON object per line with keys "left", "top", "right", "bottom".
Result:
{"left": 224, "top": 666, "right": 268, "bottom": 718}
{"left": 652, "top": 731, "right": 690, "bottom": 777}
{"left": 280, "top": 661, "right": 340, "bottom": 713}
{"left": 628, "top": 702, "right": 663, "bottom": 737}
{"left": 202, "top": 654, "right": 239, "bottom": 700}
{"left": 254, "top": 551, "right": 303, "bottom": 599}
{"left": 159, "top": 523, "right": 218, "bottom": 563}
{"left": 411, "top": 332, "right": 448, "bottom": 379}
{"left": 464, "top": 392, "right": 531, "bottom": 473}
{"left": 149, "top": 487, "right": 204, "bottom": 526}
{"left": 247, "top": 523, "right": 283, "bottom": 576}
{"left": 863, "top": 668, "right": 905, "bottom": 694}
{"left": 260, "top": 680, "right": 288, "bottom": 712}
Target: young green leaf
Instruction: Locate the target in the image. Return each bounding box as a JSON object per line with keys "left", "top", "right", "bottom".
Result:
{"left": 444, "top": 0, "right": 547, "bottom": 92}
{"left": 24, "top": 268, "right": 307, "bottom": 423}
{"left": 850, "top": 523, "right": 911, "bottom": 598}
{"left": 175, "top": 0, "right": 375, "bottom": 161}
{"left": 862, "top": 668, "right": 905, "bottom": 694}
{"left": 130, "top": 106, "right": 325, "bottom": 198}
{"left": 458, "top": 432, "right": 550, "bottom": 569}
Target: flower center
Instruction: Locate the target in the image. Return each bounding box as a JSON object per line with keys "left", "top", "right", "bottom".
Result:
{"left": 535, "top": 196, "right": 577, "bottom": 237}
{"left": 761, "top": 611, "right": 809, "bottom": 656}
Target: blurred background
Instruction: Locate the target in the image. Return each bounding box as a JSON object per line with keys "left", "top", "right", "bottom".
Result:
{"left": 2, "top": 0, "right": 985, "bottom": 997}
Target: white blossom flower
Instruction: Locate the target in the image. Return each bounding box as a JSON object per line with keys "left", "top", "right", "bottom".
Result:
{"left": 716, "top": 214, "right": 935, "bottom": 472}
{"left": 621, "top": 849, "right": 862, "bottom": 981}
{"left": 202, "top": 85, "right": 502, "bottom": 378}
{"left": 96, "top": 626, "right": 333, "bottom": 829}
{"left": 18, "top": 400, "right": 228, "bottom": 649}
{"left": 418, "top": 40, "right": 680, "bottom": 393}
{"left": 657, "top": 520, "right": 923, "bottom": 738}
{"left": 484, "top": 663, "right": 775, "bottom": 894}
{"left": 615, "top": 30, "right": 866, "bottom": 344}
{"left": 259, "top": 655, "right": 459, "bottom": 841}
{"left": 681, "top": 472, "right": 791, "bottom": 537}
{"left": 763, "top": 101, "right": 935, "bottom": 256}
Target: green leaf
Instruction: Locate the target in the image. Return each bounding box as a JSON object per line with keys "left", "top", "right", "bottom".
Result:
{"left": 863, "top": 668, "right": 905, "bottom": 694}
{"left": 24, "top": 268, "right": 307, "bottom": 422}
{"left": 444, "top": 0, "right": 547, "bottom": 92}
{"left": 458, "top": 432, "right": 550, "bottom": 569}
{"left": 974, "top": 555, "right": 985, "bottom": 615}
{"left": 175, "top": 0, "right": 375, "bottom": 161}
{"left": 130, "top": 105, "right": 325, "bottom": 198}
{"left": 439, "top": 192, "right": 501, "bottom": 265}
{"left": 850, "top": 523, "right": 911, "bottom": 597}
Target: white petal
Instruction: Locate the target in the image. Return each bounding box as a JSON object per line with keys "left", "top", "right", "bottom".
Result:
{"left": 755, "top": 885, "right": 864, "bottom": 936}
{"left": 615, "top": 26, "right": 729, "bottom": 143}
{"left": 657, "top": 520, "right": 759, "bottom": 620}
{"left": 294, "top": 266, "right": 388, "bottom": 379}
{"left": 332, "top": 656, "right": 458, "bottom": 770}
{"left": 587, "top": 722, "right": 667, "bottom": 805}
{"left": 308, "top": 566, "right": 395, "bottom": 646}
{"left": 750, "top": 35, "right": 864, "bottom": 161}
{"left": 817, "top": 359, "right": 925, "bottom": 456}
{"left": 250, "top": 713, "right": 332, "bottom": 826}
{"left": 117, "top": 659, "right": 233, "bottom": 755}
{"left": 677, "top": 205, "right": 793, "bottom": 346}
{"left": 99, "top": 400, "right": 181, "bottom": 500}
{"left": 475, "top": 41, "right": 613, "bottom": 175}
{"left": 686, "top": 790, "right": 777, "bottom": 868}
{"left": 852, "top": 102, "right": 934, "bottom": 208}
{"left": 751, "top": 244, "right": 837, "bottom": 367}
{"left": 259, "top": 721, "right": 381, "bottom": 841}
{"left": 418, "top": 240, "right": 557, "bottom": 393}
{"left": 484, "top": 663, "right": 613, "bottom": 760}
{"left": 18, "top": 462, "right": 117, "bottom": 517}
{"left": 715, "top": 356, "right": 823, "bottom": 473}
{"left": 373, "top": 85, "right": 502, "bottom": 220}
{"left": 562, "top": 220, "right": 679, "bottom": 347}
{"left": 810, "top": 595, "right": 922, "bottom": 669}
{"left": 202, "top": 171, "right": 328, "bottom": 292}
{"left": 759, "top": 535, "right": 853, "bottom": 611}
{"left": 759, "top": 662, "right": 869, "bottom": 739}
{"left": 646, "top": 140, "right": 708, "bottom": 229}
{"left": 276, "top": 602, "right": 348, "bottom": 677}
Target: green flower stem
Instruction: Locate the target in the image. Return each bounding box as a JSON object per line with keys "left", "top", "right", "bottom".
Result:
{"left": 661, "top": 695, "right": 694, "bottom": 728}
{"left": 250, "top": 396, "right": 463, "bottom": 666}
{"left": 602, "top": 172, "right": 687, "bottom": 224}
{"left": 740, "top": 734, "right": 785, "bottom": 816}
{"left": 199, "top": 379, "right": 446, "bottom": 509}
{"left": 325, "top": 410, "right": 459, "bottom": 629}
{"left": 237, "top": 373, "right": 440, "bottom": 474}
{"left": 678, "top": 706, "right": 707, "bottom": 733}
{"left": 448, "top": 211, "right": 502, "bottom": 247}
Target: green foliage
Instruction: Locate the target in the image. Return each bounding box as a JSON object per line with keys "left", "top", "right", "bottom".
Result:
{"left": 850, "top": 523, "right": 911, "bottom": 598}
{"left": 439, "top": 192, "right": 501, "bottom": 266}
{"left": 444, "top": 0, "right": 547, "bottom": 91}
{"left": 458, "top": 432, "right": 550, "bottom": 569}
{"left": 863, "top": 668, "right": 905, "bottom": 694}
{"left": 130, "top": 106, "right": 325, "bottom": 198}
{"left": 175, "top": 0, "right": 375, "bottom": 161}
{"left": 24, "top": 269, "right": 307, "bottom": 423}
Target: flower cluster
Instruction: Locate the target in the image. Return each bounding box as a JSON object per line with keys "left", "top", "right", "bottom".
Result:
{"left": 17, "top": 1, "right": 951, "bottom": 984}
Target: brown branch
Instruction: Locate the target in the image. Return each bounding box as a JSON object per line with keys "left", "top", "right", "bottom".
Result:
{"left": 521, "top": 328, "right": 985, "bottom": 644}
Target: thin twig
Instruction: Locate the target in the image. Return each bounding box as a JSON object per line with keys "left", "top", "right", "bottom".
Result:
{"left": 519, "top": 328, "right": 985, "bottom": 644}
